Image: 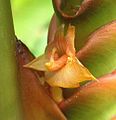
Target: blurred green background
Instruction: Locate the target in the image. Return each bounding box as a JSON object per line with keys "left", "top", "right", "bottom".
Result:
{"left": 11, "top": 0, "right": 53, "bottom": 56}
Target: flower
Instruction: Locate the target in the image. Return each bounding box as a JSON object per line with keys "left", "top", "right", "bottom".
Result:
{"left": 24, "top": 24, "right": 96, "bottom": 88}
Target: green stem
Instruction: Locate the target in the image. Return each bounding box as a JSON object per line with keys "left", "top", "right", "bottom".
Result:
{"left": 0, "top": 0, "right": 23, "bottom": 119}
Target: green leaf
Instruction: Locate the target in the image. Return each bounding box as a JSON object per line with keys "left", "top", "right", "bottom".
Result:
{"left": 60, "top": 71, "right": 116, "bottom": 120}
{"left": 77, "top": 21, "right": 116, "bottom": 77}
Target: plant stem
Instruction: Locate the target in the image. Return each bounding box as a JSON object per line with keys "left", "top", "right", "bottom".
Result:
{"left": 0, "top": 0, "right": 23, "bottom": 119}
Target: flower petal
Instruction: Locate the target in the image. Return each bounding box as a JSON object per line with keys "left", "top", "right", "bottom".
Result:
{"left": 45, "top": 57, "right": 96, "bottom": 88}
{"left": 24, "top": 54, "right": 49, "bottom": 71}
{"left": 46, "top": 24, "right": 66, "bottom": 56}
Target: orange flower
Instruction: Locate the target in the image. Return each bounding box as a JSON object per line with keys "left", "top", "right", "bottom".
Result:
{"left": 24, "top": 24, "right": 96, "bottom": 88}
